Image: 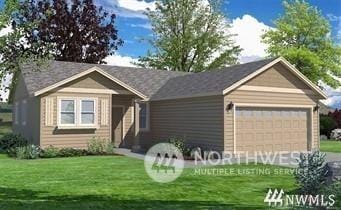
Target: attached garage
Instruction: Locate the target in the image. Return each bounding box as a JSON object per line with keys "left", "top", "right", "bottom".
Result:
{"left": 223, "top": 58, "right": 327, "bottom": 154}
{"left": 235, "top": 106, "right": 310, "bottom": 153}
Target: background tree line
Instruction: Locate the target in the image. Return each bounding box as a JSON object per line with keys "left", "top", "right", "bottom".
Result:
{"left": 0, "top": 0, "right": 340, "bottom": 103}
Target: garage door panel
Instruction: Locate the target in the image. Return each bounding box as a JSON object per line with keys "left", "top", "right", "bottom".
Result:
{"left": 255, "top": 120, "right": 264, "bottom": 129}
{"left": 236, "top": 107, "right": 308, "bottom": 153}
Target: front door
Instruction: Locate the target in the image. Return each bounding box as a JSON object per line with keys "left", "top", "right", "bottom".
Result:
{"left": 112, "top": 106, "right": 124, "bottom": 147}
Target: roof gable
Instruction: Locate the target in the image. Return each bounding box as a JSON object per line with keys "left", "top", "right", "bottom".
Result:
{"left": 222, "top": 57, "right": 327, "bottom": 99}
{"left": 245, "top": 63, "right": 311, "bottom": 89}
{"left": 21, "top": 57, "right": 327, "bottom": 101}
{"left": 32, "top": 66, "right": 148, "bottom": 99}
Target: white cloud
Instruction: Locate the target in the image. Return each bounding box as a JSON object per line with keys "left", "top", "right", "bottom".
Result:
{"left": 117, "top": 0, "right": 156, "bottom": 12}
{"left": 130, "top": 23, "right": 152, "bottom": 30}
{"left": 230, "top": 15, "right": 272, "bottom": 62}
{"left": 0, "top": 25, "right": 13, "bottom": 37}
{"left": 319, "top": 81, "right": 341, "bottom": 109}
{"left": 0, "top": 74, "right": 12, "bottom": 102}
{"left": 98, "top": 0, "right": 155, "bottom": 19}
{"left": 103, "top": 54, "right": 138, "bottom": 67}
{"left": 320, "top": 74, "right": 341, "bottom": 109}
{"left": 0, "top": 25, "right": 14, "bottom": 102}
{"left": 327, "top": 14, "right": 341, "bottom": 43}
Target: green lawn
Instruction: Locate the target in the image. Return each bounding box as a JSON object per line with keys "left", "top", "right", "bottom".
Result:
{"left": 0, "top": 154, "right": 297, "bottom": 209}
{"left": 320, "top": 140, "right": 341, "bottom": 153}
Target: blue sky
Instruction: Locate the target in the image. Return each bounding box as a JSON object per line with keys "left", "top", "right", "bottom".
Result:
{"left": 0, "top": 0, "right": 341, "bottom": 106}
{"left": 0, "top": 0, "right": 340, "bottom": 59}
{"left": 102, "top": 0, "right": 341, "bottom": 59}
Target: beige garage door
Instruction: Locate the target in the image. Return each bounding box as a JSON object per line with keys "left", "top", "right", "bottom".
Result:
{"left": 236, "top": 107, "right": 309, "bottom": 153}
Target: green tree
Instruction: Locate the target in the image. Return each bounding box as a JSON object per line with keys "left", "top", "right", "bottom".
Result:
{"left": 0, "top": 0, "right": 18, "bottom": 29}
{"left": 0, "top": 0, "right": 122, "bottom": 102}
{"left": 262, "top": 0, "right": 341, "bottom": 88}
{"left": 138, "top": 0, "right": 241, "bottom": 72}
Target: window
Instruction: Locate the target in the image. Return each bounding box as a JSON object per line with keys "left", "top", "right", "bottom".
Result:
{"left": 81, "top": 100, "right": 95, "bottom": 124}
{"left": 60, "top": 100, "right": 75, "bottom": 125}
{"left": 139, "top": 102, "right": 149, "bottom": 131}
{"left": 58, "top": 98, "right": 97, "bottom": 128}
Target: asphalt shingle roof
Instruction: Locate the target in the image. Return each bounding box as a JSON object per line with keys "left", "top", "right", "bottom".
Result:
{"left": 21, "top": 57, "right": 278, "bottom": 100}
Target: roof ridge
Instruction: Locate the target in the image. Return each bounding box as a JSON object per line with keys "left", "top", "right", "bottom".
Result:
{"left": 49, "top": 57, "right": 277, "bottom": 76}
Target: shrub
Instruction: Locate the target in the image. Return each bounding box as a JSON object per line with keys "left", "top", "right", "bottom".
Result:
{"left": 322, "top": 181, "right": 341, "bottom": 208}
{"left": 0, "top": 133, "right": 28, "bottom": 151}
{"left": 40, "top": 146, "right": 59, "bottom": 158}
{"left": 87, "top": 137, "right": 107, "bottom": 155}
{"left": 58, "top": 148, "right": 87, "bottom": 157}
{"left": 105, "top": 143, "right": 115, "bottom": 154}
{"left": 168, "top": 136, "right": 190, "bottom": 155}
{"left": 295, "top": 151, "right": 327, "bottom": 194}
{"left": 15, "top": 145, "right": 41, "bottom": 159}
{"left": 320, "top": 115, "right": 337, "bottom": 138}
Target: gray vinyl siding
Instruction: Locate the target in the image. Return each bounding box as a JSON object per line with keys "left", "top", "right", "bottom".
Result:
{"left": 12, "top": 74, "right": 40, "bottom": 145}
{"left": 142, "top": 96, "right": 224, "bottom": 151}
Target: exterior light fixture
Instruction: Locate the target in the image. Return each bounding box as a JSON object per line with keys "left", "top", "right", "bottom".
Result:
{"left": 226, "top": 102, "right": 234, "bottom": 112}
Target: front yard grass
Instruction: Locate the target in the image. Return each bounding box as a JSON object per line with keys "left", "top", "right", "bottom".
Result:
{"left": 320, "top": 140, "right": 341, "bottom": 153}
{"left": 0, "top": 154, "right": 297, "bottom": 209}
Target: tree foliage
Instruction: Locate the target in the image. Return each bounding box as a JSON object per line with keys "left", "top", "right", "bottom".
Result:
{"left": 320, "top": 115, "right": 337, "bottom": 137}
{"left": 262, "top": 0, "right": 341, "bottom": 88}
{"left": 0, "top": 0, "right": 122, "bottom": 102}
{"left": 138, "top": 0, "right": 241, "bottom": 72}
{"left": 0, "top": 0, "right": 18, "bottom": 29}
{"left": 17, "top": 0, "right": 122, "bottom": 63}
{"left": 328, "top": 109, "right": 341, "bottom": 128}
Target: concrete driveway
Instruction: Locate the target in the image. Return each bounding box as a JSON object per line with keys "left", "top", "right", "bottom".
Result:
{"left": 114, "top": 148, "right": 341, "bottom": 168}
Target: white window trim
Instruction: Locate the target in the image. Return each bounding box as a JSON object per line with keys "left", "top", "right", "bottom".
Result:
{"left": 57, "top": 97, "right": 98, "bottom": 129}
{"left": 58, "top": 98, "right": 77, "bottom": 127}
{"left": 138, "top": 102, "right": 150, "bottom": 132}
{"left": 79, "top": 98, "right": 97, "bottom": 126}
{"left": 21, "top": 100, "right": 27, "bottom": 126}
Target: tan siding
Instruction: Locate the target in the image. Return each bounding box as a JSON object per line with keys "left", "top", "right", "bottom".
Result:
{"left": 60, "top": 71, "right": 126, "bottom": 90}
{"left": 313, "top": 110, "right": 319, "bottom": 149}
{"left": 224, "top": 74, "right": 319, "bottom": 152}
{"left": 40, "top": 92, "right": 111, "bottom": 149}
{"left": 145, "top": 96, "right": 224, "bottom": 151}
{"left": 246, "top": 63, "right": 311, "bottom": 89}
{"left": 112, "top": 95, "right": 135, "bottom": 148}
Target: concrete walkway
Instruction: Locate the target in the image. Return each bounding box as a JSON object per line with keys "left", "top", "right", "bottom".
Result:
{"left": 114, "top": 148, "right": 341, "bottom": 168}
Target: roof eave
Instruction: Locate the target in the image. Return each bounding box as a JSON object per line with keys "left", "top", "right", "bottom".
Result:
{"left": 33, "top": 66, "right": 149, "bottom": 100}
